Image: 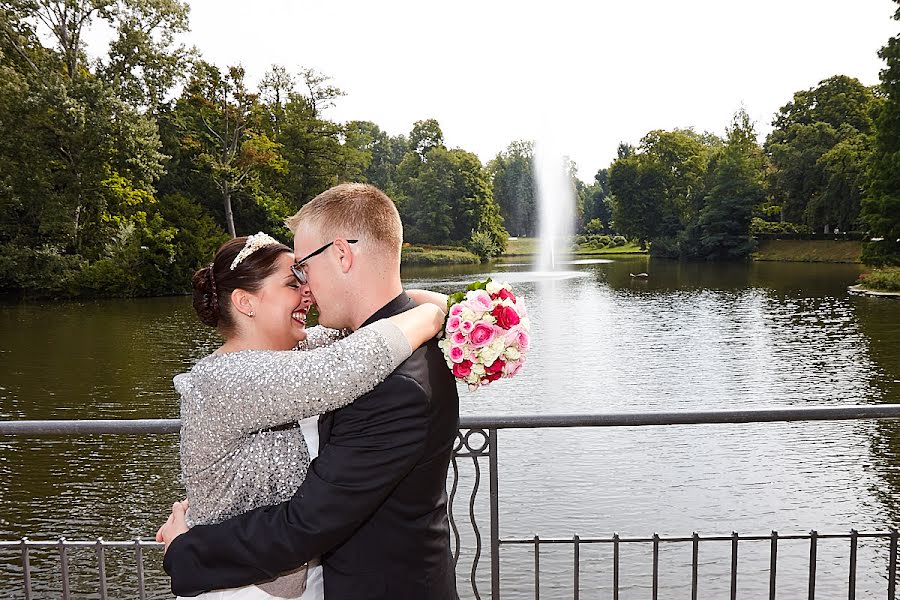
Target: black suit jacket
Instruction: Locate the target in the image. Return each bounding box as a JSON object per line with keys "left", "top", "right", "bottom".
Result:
{"left": 165, "top": 292, "right": 461, "bottom": 600}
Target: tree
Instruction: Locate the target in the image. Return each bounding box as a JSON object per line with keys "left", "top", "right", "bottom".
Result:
{"left": 487, "top": 140, "right": 535, "bottom": 237}
{"left": 608, "top": 128, "right": 716, "bottom": 254}
{"left": 862, "top": 1, "right": 900, "bottom": 265}
{"left": 343, "top": 121, "right": 408, "bottom": 193}
{"left": 98, "top": 0, "right": 191, "bottom": 110}
{"left": 697, "top": 109, "right": 766, "bottom": 260}
{"left": 766, "top": 75, "right": 878, "bottom": 231}
{"left": 174, "top": 62, "right": 284, "bottom": 236}
{"left": 580, "top": 168, "right": 612, "bottom": 232}
{"left": 397, "top": 142, "right": 507, "bottom": 255}
{"left": 608, "top": 154, "right": 665, "bottom": 248}
{"left": 409, "top": 118, "right": 444, "bottom": 158}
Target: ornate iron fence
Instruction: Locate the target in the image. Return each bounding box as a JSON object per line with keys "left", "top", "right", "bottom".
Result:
{"left": 2, "top": 404, "right": 900, "bottom": 599}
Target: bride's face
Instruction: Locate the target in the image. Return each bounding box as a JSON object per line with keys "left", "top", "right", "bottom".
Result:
{"left": 247, "top": 253, "right": 313, "bottom": 349}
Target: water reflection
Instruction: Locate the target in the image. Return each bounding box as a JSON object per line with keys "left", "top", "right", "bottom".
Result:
{"left": 1, "top": 256, "right": 898, "bottom": 598}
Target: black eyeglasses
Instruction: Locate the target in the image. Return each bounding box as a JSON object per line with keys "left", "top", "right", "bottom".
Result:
{"left": 290, "top": 239, "right": 358, "bottom": 284}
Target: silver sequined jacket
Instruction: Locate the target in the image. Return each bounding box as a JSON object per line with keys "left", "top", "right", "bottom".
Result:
{"left": 174, "top": 320, "right": 411, "bottom": 530}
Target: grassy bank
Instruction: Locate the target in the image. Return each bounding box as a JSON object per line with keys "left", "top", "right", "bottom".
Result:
{"left": 857, "top": 267, "right": 900, "bottom": 293}
{"left": 753, "top": 239, "right": 863, "bottom": 263}
{"left": 504, "top": 237, "right": 646, "bottom": 257}
{"left": 401, "top": 245, "right": 481, "bottom": 266}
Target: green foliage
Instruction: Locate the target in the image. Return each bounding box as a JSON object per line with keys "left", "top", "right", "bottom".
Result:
{"left": 488, "top": 141, "right": 535, "bottom": 237}
{"left": 861, "top": 240, "right": 900, "bottom": 267}
{"left": 467, "top": 230, "right": 503, "bottom": 261}
{"left": 398, "top": 139, "right": 508, "bottom": 252}
{"left": 766, "top": 75, "right": 878, "bottom": 232}
{"left": 580, "top": 169, "right": 612, "bottom": 232}
{"left": 609, "top": 128, "right": 718, "bottom": 255}
{"left": 862, "top": 1, "right": 900, "bottom": 265}
{"left": 694, "top": 109, "right": 766, "bottom": 260}
{"left": 858, "top": 267, "right": 900, "bottom": 291}
{"left": 750, "top": 218, "right": 813, "bottom": 236}
{"left": 400, "top": 246, "right": 480, "bottom": 266}
{"left": 584, "top": 218, "right": 606, "bottom": 235}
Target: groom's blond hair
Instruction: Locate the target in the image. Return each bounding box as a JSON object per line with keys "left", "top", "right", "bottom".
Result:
{"left": 286, "top": 183, "right": 403, "bottom": 259}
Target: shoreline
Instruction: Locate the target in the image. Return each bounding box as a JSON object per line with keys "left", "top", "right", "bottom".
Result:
{"left": 848, "top": 284, "right": 900, "bottom": 298}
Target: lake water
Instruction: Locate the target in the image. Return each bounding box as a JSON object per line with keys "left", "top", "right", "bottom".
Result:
{"left": 1, "top": 256, "right": 898, "bottom": 598}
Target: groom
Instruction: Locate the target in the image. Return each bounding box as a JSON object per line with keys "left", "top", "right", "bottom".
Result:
{"left": 161, "top": 183, "right": 460, "bottom": 599}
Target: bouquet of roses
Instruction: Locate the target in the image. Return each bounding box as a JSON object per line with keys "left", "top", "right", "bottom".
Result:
{"left": 438, "top": 278, "right": 530, "bottom": 390}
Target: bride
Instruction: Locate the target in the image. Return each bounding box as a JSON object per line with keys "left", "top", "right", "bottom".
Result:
{"left": 162, "top": 233, "right": 447, "bottom": 600}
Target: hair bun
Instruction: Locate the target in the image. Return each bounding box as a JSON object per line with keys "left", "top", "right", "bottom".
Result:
{"left": 191, "top": 264, "right": 220, "bottom": 328}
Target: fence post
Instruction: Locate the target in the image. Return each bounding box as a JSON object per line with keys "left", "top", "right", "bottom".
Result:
{"left": 489, "top": 427, "right": 500, "bottom": 600}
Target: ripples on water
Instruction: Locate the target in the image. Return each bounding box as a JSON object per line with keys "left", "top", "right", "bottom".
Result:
{"left": 1, "top": 257, "right": 898, "bottom": 598}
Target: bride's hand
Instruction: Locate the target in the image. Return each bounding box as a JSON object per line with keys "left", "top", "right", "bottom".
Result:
{"left": 407, "top": 289, "right": 449, "bottom": 313}
{"left": 156, "top": 499, "right": 189, "bottom": 552}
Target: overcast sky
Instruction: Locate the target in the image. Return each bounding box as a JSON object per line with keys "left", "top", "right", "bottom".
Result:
{"left": 169, "top": 0, "right": 895, "bottom": 180}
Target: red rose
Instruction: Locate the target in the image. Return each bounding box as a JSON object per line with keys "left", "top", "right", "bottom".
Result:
{"left": 498, "top": 288, "right": 516, "bottom": 303}
{"left": 496, "top": 306, "right": 520, "bottom": 329}
{"left": 452, "top": 360, "right": 473, "bottom": 378}
{"left": 485, "top": 371, "right": 503, "bottom": 382}
{"left": 485, "top": 359, "right": 505, "bottom": 375}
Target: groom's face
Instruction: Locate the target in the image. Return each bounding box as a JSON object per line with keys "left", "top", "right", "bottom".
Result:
{"left": 293, "top": 228, "right": 346, "bottom": 329}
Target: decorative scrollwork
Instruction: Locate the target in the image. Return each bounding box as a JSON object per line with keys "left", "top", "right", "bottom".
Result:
{"left": 454, "top": 428, "right": 490, "bottom": 457}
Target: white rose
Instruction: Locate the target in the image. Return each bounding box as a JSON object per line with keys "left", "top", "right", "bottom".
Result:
{"left": 504, "top": 347, "right": 521, "bottom": 360}
{"left": 472, "top": 363, "right": 486, "bottom": 375}
{"left": 461, "top": 308, "right": 476, "bottom": 321}
{"left": 481, "top": 348, "right": 500, "bottom": 364}
{"left": 482, "top": 314, "right": 496, "bottom": 325}
{"left": 486, "top": 281, "right": 503, "bottom": 295}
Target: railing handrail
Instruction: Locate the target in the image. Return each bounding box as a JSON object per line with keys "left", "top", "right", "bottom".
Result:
{"left": 1, "top": 404, "right": 899, "bottom": 435}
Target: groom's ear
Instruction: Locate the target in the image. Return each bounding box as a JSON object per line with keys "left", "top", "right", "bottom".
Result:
{"left": 333, "top": 238, "right": 354, "bottom": 274}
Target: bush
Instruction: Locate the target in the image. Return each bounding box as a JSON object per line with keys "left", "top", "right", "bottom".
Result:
{"left": 858, "top": 267, "right": 900, "bottom": 291}
{"left": 467, "top": 230, "right": 504, "bottom": 261}
{"left": 861, "top": 239, "right": 900, "bottom": 267}
{"left": 611, "top": 235, "right": 627, "bottom": 247}
{"left": 401, "top": 246, "right": 480, "bottom": 266}
{"left": 575, "top": 234, "right": 612, "bottom": 248}
{"left": 750, "top": 218, "right": 813, "bottom": 236}
{"left": 584, "top": 218, "right": 606, "bottom": 235}
{"left": 0, "top": 243, "right": 84, "bottom": 297}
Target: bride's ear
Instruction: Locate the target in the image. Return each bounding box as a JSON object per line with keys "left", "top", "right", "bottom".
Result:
{"left": 231, "top": 288, "right": 257, "bottom": 319}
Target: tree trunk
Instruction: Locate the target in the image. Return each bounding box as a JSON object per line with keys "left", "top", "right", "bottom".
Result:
{"left": 223, "top": 186, "right": 236, "bottom": 237}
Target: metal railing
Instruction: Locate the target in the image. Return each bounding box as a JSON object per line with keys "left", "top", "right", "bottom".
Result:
{"left": 2, "top": 404, "right": 900, "bottom": 599}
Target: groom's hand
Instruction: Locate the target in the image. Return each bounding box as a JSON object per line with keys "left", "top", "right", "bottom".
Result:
{"left": 156, "top": 500, "right": 189, "bottom": 553}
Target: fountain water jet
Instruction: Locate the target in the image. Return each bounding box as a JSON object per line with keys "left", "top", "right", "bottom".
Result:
{"left": 534, "top": 138, "right": 576, "bottom": 273}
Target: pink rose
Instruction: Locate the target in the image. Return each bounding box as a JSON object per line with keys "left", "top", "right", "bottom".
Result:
{"left": 504, "top": 359, "right": 523, "bottom": 376}
{"left": 453, "top": 360, "right": 472, "bottom": 378}
{"left": 449, "top": 303, "right": 463, "bottom": 317}
{"left": 446, "top": 315, "right": 462, "bottom": 333}
{"left": 448, "top": 345, "right": 465, "bottom": 363}
{"left": 460, "top": 320, "right": 475, "bottom": 335}
{"left": 469, "top": 321, "right": 497, "bottom": 348}
{"left": 505, "top": 326, "right": 530, "bottom": 351}
{"left": 451, "top": 331, "right": 466, "bottom": 345}
{"left": 468, "top": 290, "right": 494, "bottom": 313}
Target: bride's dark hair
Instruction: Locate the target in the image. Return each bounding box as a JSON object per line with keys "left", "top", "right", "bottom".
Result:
{"left": 191, "top": 236, "right": 292, "bottom": 332}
